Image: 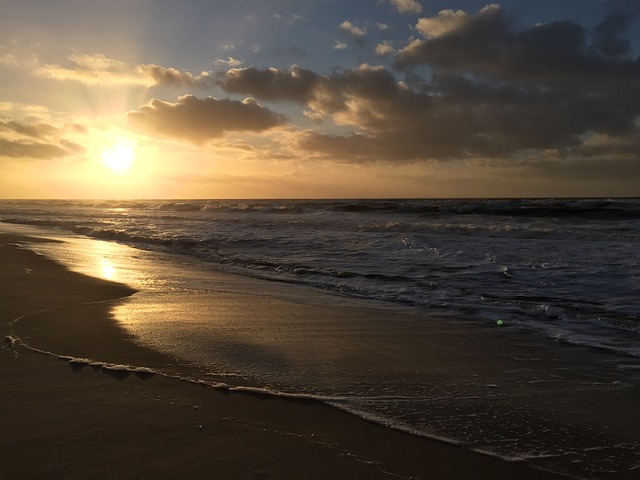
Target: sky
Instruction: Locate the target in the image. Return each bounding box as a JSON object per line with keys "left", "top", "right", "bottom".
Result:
{"left": 1, "top": 0, "right": 639, "bottom": 199}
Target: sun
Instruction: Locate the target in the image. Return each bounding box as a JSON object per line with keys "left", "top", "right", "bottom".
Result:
{"left": 101, "top": 140, "right": 136, "bottom": 173}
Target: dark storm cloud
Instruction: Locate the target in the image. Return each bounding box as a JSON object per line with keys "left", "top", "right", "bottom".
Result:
{"left": 127, "top": 94, "right": 287, "bottom": 144}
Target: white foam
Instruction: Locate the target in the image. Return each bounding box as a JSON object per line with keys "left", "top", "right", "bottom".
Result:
{"left": 228, "top": 385, "right": 346, "bottom": 402}
{"left": 60, "top": 356, "right": 93, "bottom": 364}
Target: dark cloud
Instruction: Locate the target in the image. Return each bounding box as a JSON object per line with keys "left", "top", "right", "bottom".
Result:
{"left": 127, "top": 94, "right": 287, "bottom": 144}
{"left": 138, "top": 64, "right": 215, "bottom": 88}
{"left": 0, "top": 119, "right": 58, "bottom": 138}
{"left": 395, "top": 4, "right": 640, "bottom": 85}
{"left": 219, "top": 61, "right": 640, "bottom": 163}
{"left": 0, "top": 138, "right": 68, "bottom": 159}
{"left": 591, "top": 12, "right": 632, "bottom": 57}
{"left": 573, "top": 131, "right": 640, "bottom": 161}
{"left": 219, "top": 66, "right": 320, "bottom": 103}
{"left": 219, "top": 64, "right": 419, "bottom": 116}
{"left": 0, "top": 119, "right": 83, "bottom": 160}
{"left": 214, "top": 5, "right": 640, "bottom": 174}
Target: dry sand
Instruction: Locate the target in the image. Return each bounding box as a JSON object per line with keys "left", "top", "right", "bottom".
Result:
{"left": 0, "top": 233, "right": 565, "bottom": 479}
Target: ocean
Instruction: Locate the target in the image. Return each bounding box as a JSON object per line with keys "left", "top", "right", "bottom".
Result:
{"left": 1, "top": 198, "right": 639, "bottom": 479}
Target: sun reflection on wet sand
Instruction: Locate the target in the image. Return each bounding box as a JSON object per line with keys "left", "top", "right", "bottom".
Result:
{"left": 98, "top": 257, "right": 117, "bottom": 280}
{"left": 62, "top": 239, "right": 127, "bottom": 283}
{"left": 0, "top": 224, "right": 139, "bottom": 286}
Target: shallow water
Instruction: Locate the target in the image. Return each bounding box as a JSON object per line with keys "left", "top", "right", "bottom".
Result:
{"left": 1, "top": 198, "right": 639, "bottom": 358}
{"left": 2, "top": 199, "right": 640, "bottom": 479}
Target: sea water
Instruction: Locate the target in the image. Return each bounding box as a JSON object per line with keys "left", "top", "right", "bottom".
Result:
{"left": 1, "top": 198, "right": 639, "bottom": 479}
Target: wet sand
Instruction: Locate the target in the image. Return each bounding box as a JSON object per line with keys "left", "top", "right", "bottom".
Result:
{"left": 0, "top": 233, "right": 565, "bottom": 479}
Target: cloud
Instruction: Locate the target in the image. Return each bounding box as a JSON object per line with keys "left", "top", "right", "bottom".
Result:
{"left": 386, "top": 0, "right": 422, "bottom": 14}
{"left": 217, "top": 46, "right": 640, "bottom": 170}
{"left": 214, "top": 57, "right": 245, "bottom": 68}
{"left": 220, "top": 41, "right": 241, "bottom": 51}
{"left": 219, "top": 64, "right": 456, "bottom": 160}
{"left": 0, "top": 101, "right": 50, "bottom": 116}
{"left": 127, "top": 94, "right": 287, "bottom": 144}
{"left": 35, "top": 52, "right": 148, "bottom": 86}
{"left": 414, "top": 8, "right": 471, "bottom": 38}
{"left": 0, "top": 138, "right": 68, "bottom": 159}
{"left": 219, "top": 64, "right": 425, "bottom": 128}
{"left": 591, "top": 11, "right": 632, "bottom": 56}
{"left": 339, "top": 20, "right": 367, "bottom": 44}
{"left": 218, "top": 66, "right": 320, "bottom": 103}
{"left": 395, "top": 4, "right": 640, "bottom": 86}
{"left": 274, "top": 13, "right": 304, "bottom": 26}
{"left": 0, "top": 119, "right": 58, "bottom": 138}
{"left": 371, "top": 3, "right": 640, "bottom": 165}
{"left": 189, "top": 4, "right": 640, "bottom": 180}
{"left": 572, "top": 131, "right": 640, "bottom": 166}
{"left": 0, "top": 118, "right": 84, "bottom": 160}
{"left": 0, "top": 46, "right": 20, "bottom": 68}
{"left": 375, "top": 41, "right": 396, "bottom": 56}
{"left": 138, "top": 64, "right": 214, "bottom": 87}
{"left": 334, "top": 41, "right": 348, "bottom": 50}
{"left": 32, "top": 52, "right": 214, "bottom": 88}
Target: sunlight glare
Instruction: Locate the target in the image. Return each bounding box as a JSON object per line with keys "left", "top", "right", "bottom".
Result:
{"left": 99, "top": 257, "right": 117, "bottom": 280}
{"left": 101, "top": 140, "right": 136, "bottom": 173}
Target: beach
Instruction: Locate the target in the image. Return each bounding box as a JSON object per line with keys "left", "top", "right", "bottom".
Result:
{"left": 2, "top": 0, "right": 639, "bottom": 474}
{"left": 0, "top": 232, "right": 570, "bottom": 479}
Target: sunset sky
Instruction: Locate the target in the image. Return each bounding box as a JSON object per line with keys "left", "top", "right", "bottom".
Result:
{"left": 1, "top": 0, "right": 639, "bottom": 198}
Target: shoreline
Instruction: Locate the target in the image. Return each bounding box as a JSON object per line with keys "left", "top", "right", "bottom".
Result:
{"left": 1, "top": 233, "right": 567, "bottom": 479}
